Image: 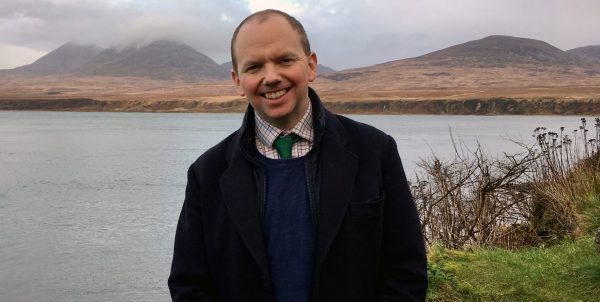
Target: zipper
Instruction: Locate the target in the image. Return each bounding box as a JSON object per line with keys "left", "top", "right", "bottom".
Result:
{"left": 304, "top": 157, "right": 318, "bottom": 236}
{"left": 245, "top": 152, "right": 267, "bottom": 225}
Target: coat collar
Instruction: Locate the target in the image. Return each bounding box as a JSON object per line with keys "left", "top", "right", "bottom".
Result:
{"left": 236, "top": 87, "right": 327, "bottom": 155}
{"left": 220, "top": 87, "right": 358, "bottom": 276}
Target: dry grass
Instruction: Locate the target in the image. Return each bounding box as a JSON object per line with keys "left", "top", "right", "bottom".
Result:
{"left": 413, "top": 117, "right": 600, "bottom": 250}
{"left": 2, "top": 63, "right": 600, "bottom": 105}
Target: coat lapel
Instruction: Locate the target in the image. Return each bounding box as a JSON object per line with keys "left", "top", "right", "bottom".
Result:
{"left": 217, "top": 103, "right": 359, "bottom": 282}
{"left": 314, "top": 115, "right": 358, "bottom": 273}
{"left": 220, "top": 149, "right": 269, "bottom": 276}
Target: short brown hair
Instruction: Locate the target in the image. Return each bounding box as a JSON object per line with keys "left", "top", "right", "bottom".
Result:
{"left": 230, "top": 9, "right": 311, "bottom": 74}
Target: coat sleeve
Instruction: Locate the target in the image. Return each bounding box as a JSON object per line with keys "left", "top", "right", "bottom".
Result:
{"left": 168, "top": 164, "right": 217, "bottom": 301}
{"left": 378, "top": 135, "right": 428, "bottom": 301}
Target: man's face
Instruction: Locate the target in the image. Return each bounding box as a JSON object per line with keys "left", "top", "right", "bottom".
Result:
{"left": 232, "top": 15, "right": 317, "bottom": 131}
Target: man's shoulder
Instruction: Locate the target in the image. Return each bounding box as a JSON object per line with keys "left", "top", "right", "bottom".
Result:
{"left": 334, "top": 113, "right": 387, "bottom": 135}
{"left": 329, "top": 112, "right": 391, "bottom": 148}
{"left": 190, "top": 130, "right": 240, "bottom": 173}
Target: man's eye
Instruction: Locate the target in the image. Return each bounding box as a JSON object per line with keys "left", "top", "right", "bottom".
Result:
{"left": 279, "top": 57, "right": 298, "bottom": 66}
{"left": 244, "top": 65, "right": 260, "bottom": 73}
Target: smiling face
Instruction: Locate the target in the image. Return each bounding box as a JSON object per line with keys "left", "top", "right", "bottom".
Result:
{"left": 231, "top": 14, "right": 317, "bottom": 130}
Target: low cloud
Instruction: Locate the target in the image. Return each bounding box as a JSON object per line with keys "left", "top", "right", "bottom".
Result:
{"left": 0, "top": 43, "right": 47, "bottom": 69}
{"left": 0, "top": 0, "right": 248, "bottom": 68}
{"left": 297, "top": 0, "right": 600, "bottom": 69}
{"left": 1, "top": 0, "right": 599, "bottom": 70}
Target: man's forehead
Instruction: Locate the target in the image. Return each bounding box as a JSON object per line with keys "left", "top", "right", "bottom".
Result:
{"left": 234, "top": 15, "right": 300, "bottom": 54}
{"left": 238, "top": 14, "right": 290, "bottom": 34}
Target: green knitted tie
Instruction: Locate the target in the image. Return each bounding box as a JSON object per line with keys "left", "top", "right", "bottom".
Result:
{"left": 273, "top": 134, "right": 299, "bottom": 159}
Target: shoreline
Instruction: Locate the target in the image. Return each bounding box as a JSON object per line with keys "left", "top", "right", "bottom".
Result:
{"left": 2, "top": 98, "right": 600, "bottom": 115}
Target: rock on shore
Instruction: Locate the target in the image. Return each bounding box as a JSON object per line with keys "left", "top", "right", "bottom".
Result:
{"left": 2, "top": 98, "right": 600, "bottom": 115}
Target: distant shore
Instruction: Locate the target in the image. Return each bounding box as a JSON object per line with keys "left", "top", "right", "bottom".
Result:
{"left": 2, "top": 97, "right": 600, "bottom": 115}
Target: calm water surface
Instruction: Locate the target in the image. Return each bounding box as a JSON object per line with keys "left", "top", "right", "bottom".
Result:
{"left": 0, "top": 111, "right": 591, "bottom": 301}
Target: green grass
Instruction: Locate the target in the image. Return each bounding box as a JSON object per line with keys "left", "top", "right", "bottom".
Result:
{"left": 579, "top": 191, "right": 600, "bottom": 234}
{"left": 427, "top": 236, "right": 600, "bottom": 301}
{"left": 423, "top": 127, "right": 600, "bottom": 301}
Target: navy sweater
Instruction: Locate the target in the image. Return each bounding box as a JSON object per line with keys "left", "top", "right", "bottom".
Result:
{"left": 259, "top": 155, "right": 315, "bottom": 302}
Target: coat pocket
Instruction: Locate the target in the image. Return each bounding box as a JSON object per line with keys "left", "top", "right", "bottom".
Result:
{"left": 349, "top": 194, "right": 384, "bottom": 219}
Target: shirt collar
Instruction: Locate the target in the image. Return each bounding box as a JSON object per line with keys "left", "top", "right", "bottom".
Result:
{"left": 255, "top": 101, "right": 314, "bottom": 148}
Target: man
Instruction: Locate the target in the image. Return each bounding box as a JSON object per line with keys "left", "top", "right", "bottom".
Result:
{"left": 169, "top": 9, "right": 427, "bottom": 302}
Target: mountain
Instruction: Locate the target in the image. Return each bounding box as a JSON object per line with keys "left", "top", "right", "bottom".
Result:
{"left": 320, "top": 35, "right": 600, "bottom": 84}
{"left": 412, "top": 35, "right": 594, "bottom": 68}
{"left": 4, "top": 35, "right": 600, "bottom": 106}
{"left": 317, "top": 64, "right": 335, "bottom": 74}
{"left": 75, "top": 40, "right": 229, "bottom": 80}
{"left": 567, "top": 45, "right": 600, "bottom": 62}
{"left": 221, "top": 61, "right": 233, "bottom": 71}
{"left": 7, "top": 42, "right": 102, "bottom": 76}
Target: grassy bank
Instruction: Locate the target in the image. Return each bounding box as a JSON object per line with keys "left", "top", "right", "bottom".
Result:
{"left": 416, "top": 118, "right": 600, "bottom": 301}
{"left": 427, "top": 236, "right": 600, "bottom": 301}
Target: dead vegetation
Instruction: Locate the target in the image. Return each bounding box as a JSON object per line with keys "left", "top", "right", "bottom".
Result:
{"left": 412, "top": 118, "right": 600, "bottom": 249}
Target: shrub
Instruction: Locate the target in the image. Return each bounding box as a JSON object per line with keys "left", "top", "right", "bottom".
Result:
{"left": 413, "top": 117, "right": 600, "bottom": 249}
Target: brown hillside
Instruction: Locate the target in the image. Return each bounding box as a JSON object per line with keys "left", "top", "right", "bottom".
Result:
{"left": 413, "top": 35, "right": 595, "bottom": 68}
{"left": 568, "top": 45, "right": 600, "bottom": 62}
{"left": 2, "top": 35, "right": 600, "bottom": 114}
{"left": 74, "top": 40, "right": 229, "bottom": 81}
{"left": 4, "top": 42, "right": 102, "bottom": 76}
{"left": 318, "top": 35, "right": 600, "bottom": 101}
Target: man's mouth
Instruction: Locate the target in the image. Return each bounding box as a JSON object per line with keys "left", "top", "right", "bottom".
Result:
{"left": 263, "top": 89, "right": 287, "bottom": 100}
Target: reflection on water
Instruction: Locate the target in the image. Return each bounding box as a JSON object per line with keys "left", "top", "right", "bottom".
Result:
{"left": 0, "top": 111, "right": 590, "bottom": 301}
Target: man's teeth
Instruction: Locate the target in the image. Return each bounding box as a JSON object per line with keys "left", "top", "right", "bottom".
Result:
{"left": 264, "top": 89, "right": 287, "bottom": 99}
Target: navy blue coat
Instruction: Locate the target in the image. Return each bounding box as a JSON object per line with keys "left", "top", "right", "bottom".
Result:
{"left": 168, "top": 88, "right": 427, "bottom": 301}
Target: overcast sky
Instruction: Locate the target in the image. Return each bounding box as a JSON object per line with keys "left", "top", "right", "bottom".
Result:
{"left": 1, "top": 0, "right": 600, "bottom": 70}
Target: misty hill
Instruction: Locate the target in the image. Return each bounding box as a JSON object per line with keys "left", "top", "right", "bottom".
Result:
{"left": 7, "top": 42, "right": 103, "bottom": 76}
{"left": 220, "top": 61, "right": 233, "bottom": 72}
{"left": 76, "top": 40, "right": 229, "bottom": 80}
{"left": 321, "top": 35, "right": 600, "bottom": 82}
{"left": 318, "top": 64, "right": 335, "bottom": 74}
{"left": 413, "top": 35, "right": 595, "bottom": 68}
{"left": 567, "top": 45, "right": 600, "bottom": 62}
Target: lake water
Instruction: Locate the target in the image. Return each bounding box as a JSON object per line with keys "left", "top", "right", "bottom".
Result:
{"left": 0, "top": 111, "right": 592, "bottom": 301}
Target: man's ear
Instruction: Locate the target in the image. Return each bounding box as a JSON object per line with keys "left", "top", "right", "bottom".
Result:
{"left": 308, "top": 52, "right": 317, "bottom": 82}
{"left": 231, "top": 69, "right": 245, "bottom": 97}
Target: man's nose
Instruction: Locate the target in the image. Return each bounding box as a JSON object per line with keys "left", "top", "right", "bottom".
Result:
{"left": 263, "top": 64, "right": 281, "bottom": 86}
